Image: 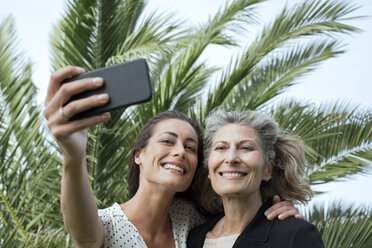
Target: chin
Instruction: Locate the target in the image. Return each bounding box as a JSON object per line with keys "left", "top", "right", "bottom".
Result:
{"left": 164, "top": 179, "right": 192, "bottom": 193}
{"left": 215, "top": 187, "right": 254, "bottom": 198}
{"left": 219, "top": 192, "right": 245, "bottom": 198}
{"left": 216, "top": 189, "right": 242, "bottom": 196}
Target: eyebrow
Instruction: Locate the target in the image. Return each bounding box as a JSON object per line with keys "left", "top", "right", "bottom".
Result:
{"left": 159, "top": 131, "right": 198, "bottom": 144}
{"left": 212, "top": 139, "right": 256, "bottom": 146}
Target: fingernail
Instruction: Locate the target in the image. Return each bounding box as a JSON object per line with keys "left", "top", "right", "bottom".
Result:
{"left": 98, "top": 93, "right": 109, "bottom": 101}
{"left": 92, "top": 77, "right": 103, "bottom": 85}
{"left": 101, "top": 112, "right": 111, "bottom": 120}
{"left": 278, "top": 214, "right": 283, "bottom": 220}
{"left": 264, "top": 211, "right": 268, "bottom": 216}
{"left": 76, "top": 67, "right": 85, "bottom": 73}
{"left": 267, "top": 214, "right": 273, "bottom": 220}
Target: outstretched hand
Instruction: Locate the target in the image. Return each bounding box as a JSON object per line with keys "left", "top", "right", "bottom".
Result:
{"left": 43, "top": 66, "right": 111, "bottom": 164}
{"left": 264, "top": 195, "right": 305, "bottom": 220}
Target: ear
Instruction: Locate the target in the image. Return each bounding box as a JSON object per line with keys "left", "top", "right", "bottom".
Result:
{"left": 264, "top": 161, "right": 274, "bottom": 182}
{"left": 134, "top": 149, "right": 143, "bottom": 166}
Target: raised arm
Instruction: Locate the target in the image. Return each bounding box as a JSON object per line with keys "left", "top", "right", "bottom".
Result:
{"left": 43, "top": 66, "right": 110, "bottom": 248}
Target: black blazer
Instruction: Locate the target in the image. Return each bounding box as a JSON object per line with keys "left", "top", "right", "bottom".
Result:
{"left": 187, "top": 202, "right": 324, "bottom": 248}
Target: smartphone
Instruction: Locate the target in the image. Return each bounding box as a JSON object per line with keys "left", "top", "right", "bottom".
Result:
{"left": 62, "top": 58, "right": 153, "bottom": 121}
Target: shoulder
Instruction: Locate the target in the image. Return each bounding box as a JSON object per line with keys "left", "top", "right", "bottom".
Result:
{"left": 169, "top": 198, "right": 207, "bottom": 248}
{"left": 270, "top": 217, "right": 324, "bottom": 247}
{"left": 98, "top": 202, "right": 124, "bottom": 222}
{"left": 170, "top": 197, "right": 206, "bottom": 229}
{"left": 98, "top": 203, "right": 145, "bottom": 247}
{"left": 272, "top": 216, "right": 317, "bottom": 232}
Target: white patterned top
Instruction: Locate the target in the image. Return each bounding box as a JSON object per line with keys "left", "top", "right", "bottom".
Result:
{"left": 98, "top": 197, "right": 205, "bottom": 248}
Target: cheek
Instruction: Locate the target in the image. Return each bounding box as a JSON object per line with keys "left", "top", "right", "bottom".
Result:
{"left": 249, "top": 155, "right": 267, "bottom": 179}
{"left": 247, "top": 152, "right": 265, "bottom": 167}
{"left": 207, "top": 152, "right": 221, "bottom": 171}
{"left": 240, "top": 153, "right": 266, "bottom": 177}
{"left": 208, "top": 158, "right": 221, "bottom": 185}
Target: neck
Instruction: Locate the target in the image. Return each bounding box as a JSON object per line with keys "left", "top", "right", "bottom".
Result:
{"left": 220, "top": 193, "right": 263, "bottom": 236}
{"left": 121, "top": 183, "right": 176, "bottom": 236}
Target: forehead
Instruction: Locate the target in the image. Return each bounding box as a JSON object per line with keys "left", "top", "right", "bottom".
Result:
{"left": 213, "top": 124, "right": 260, "bottom": 143}
{"left": 152, "top": 118, "right": 198, "bottom": 140}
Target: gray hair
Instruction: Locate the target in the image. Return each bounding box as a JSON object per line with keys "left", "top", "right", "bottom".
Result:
{"left": 194, "top": 110, "right": 313, "bottom": 214}
{"left": 203, "top": 110, "right": 278, "bottom": 166}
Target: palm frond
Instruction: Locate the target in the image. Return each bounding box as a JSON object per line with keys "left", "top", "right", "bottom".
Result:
{"left": 307, "top": 103, "right": 372, "bottom": 184}
{"left": 20, "top": 227, "right": 74, "bottom": 248}
{"left": 50, "top": 0, "right": 147, "bottom": 69}
{"left": 269, "top": 100, "right": 371, "bottom": 185}
{"left": 223, "top": 40, "right": 344, "bottom": 111}
{"left": 205, "top": 0, "right": 360, "bottom": 114}
{"left": 0, "top": 16, "right": 67, "bottom": 247}
{"left": 107, "top": 11, "right": 184, "bottom": 66}
{"left": 142, "top": 0, "right": 263, "bottom": 116}
{"left": 304, "top": 202, "right": 372, "bottom": 248}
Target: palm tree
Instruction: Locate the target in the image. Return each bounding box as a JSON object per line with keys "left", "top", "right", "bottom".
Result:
{"left": 0, "top": 0, "right": 371, "bottom": 247}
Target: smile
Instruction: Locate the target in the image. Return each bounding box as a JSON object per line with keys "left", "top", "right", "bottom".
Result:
{"left": 163, "top": 163, "right": 185, "bottom": 174}
{"left": 219, "top": 171, "right": 247, "bottom": 177}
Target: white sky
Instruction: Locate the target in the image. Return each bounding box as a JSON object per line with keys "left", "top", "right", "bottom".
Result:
{"left": 1, "top": 0, "right": 371, "bottom": 208}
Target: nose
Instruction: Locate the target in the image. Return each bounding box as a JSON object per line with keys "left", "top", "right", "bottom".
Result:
{"left": 225, "top": 148, "right": 240, "bottom": 165}
{"left": 172, "top": 141, "right": 186, "bottom": 158}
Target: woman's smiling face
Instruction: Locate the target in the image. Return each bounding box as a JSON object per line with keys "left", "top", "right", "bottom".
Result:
{"left": 208, "top": 123, "right": 272, "bottom": 199}
{"left": 135, "top": 118, "right": 199, "bottom": 193}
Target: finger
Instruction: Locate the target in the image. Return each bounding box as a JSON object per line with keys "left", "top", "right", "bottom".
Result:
{"left": 266, "top": 205, "right": 298, "bottom": 220}
{"left": 49, "top": 112, "right": 111, "bottom": 140}
{"left": 295, "top": 214, "right": 306, "bottom": 220}
{"left": 278, "top": 209, "right": 298, "bottom": 220}
{"left": 57, "top": 77, "right": 104, "bottom": 105}
{"left": 272, "top": 195, "right": 281, "bottom": 204}
{"left": 45, "top": 66, "right": 85, "bottom": 106}
{"left": 264, "top": 200, "right": 293, "bottom": 216}
{"left": 62, "top": 93, "right": 109, "bottom": 119}
{"left": 44, "top": 77, "right": 104, "bottom": 119}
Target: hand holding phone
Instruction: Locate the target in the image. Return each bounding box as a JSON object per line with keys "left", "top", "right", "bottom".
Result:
{"left": 62, "top": 58, "right": 152, "bottom": 121}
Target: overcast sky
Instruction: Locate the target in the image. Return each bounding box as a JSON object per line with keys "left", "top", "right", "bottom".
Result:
{"left": 1, "top": 0, "right": 371, "bottom": 208}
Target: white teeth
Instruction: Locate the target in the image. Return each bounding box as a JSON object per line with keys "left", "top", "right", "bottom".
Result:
{"left": 221, "top": 172, "right": 245, "bottom": 177}
{"left": 163, "top": 164, "right": 184, "bottom": 174}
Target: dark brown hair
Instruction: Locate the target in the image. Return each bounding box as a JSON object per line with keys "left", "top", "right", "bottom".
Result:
{"left": 127, "top": 110, "right": 204, "bottom": 201}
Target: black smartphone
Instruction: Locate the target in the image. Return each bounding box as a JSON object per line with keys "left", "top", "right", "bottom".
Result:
{"left": 62, "top": 58, "right": 153, "bottom": 121}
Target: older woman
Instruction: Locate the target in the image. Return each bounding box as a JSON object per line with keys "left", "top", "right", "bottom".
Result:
{"left": 44, "top": 66, "right": 303, "bottom": 248}
{"left": 188, "top": 110, "right": 324, "bottom": 248}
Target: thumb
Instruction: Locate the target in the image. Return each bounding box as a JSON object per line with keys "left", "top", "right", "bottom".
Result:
{"left": 272, "top": 195, "right": 281, "bottom": 204}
